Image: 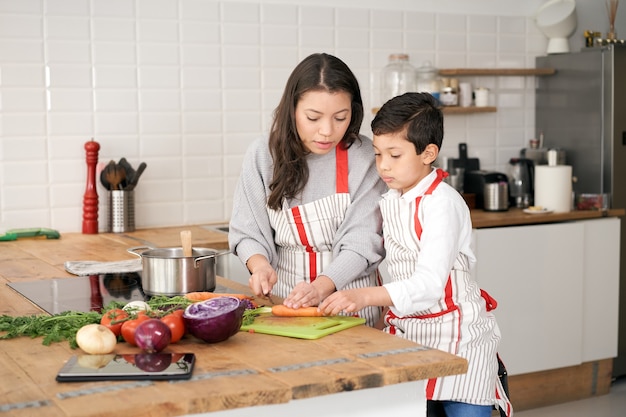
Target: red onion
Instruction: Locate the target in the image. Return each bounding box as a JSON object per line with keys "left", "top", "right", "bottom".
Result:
{"left": 134, "top": 319, "right": 171, "bottom": 353}
{"left": 134, "top": 353, "right": 172, "bottom": 372}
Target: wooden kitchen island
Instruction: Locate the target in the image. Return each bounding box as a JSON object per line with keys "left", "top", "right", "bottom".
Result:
{"left": 0, "top": 228, "right": 467, "bottom": 417}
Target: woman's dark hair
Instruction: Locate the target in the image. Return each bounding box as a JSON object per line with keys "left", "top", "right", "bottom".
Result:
{"left": 267, "top": 53, "right": 364, "bottom": 210}
{"left": 371, "top": 92, "right": 443, "bottom": 155}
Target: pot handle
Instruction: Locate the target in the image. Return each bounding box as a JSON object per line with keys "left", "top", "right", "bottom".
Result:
{"left": 127, "top": 246, "right": 153, "bottom": 257}
{"left": 193, "top": 249, "right": 231, "bottom": 268}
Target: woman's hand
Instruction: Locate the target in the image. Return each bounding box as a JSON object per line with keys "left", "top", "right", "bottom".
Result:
{"left": 246, "top": 255, "right": 278, "bottom": 297}
{"left": 283, "top": 275, "right": 336, "bottom": 309}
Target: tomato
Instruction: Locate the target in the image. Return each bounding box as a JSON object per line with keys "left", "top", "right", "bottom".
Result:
{"left": 100, "top": 308, "right": 129, "bottom": 337}
{"left": 120, "top": 312, "right": 150, "bottom": 346}
{"left": 170, "top": 353, "right": 185, "bottom": 363}
{"left": 161, "top": 311, "right": 185, "bottom": 343}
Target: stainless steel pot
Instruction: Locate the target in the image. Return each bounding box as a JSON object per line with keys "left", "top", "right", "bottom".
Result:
{"left": 128, "top": 246, "right": 229, "bottom": 296}
{"left": 483, "top": 181, "right": 510, "bottom": 212}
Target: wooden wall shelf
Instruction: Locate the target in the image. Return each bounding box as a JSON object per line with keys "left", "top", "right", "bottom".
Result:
{"left": 371, "top": 106, "right": 496, "bottom": 115}
{"left": 438, "top": 68, "right": 555, "bottom": 76}
{"left": 371, "top": 68, "right": 551, "bottom": 115}
{"left": 443, "top": 106, "right": 496, "bottom": 114}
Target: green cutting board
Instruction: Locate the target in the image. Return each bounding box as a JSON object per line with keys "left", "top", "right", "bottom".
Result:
{"left": 240, "top": 314, "right": 366, "bottom": 339}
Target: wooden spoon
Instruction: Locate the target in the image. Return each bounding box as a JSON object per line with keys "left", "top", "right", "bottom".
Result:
{"left": 180, "top": 230, "right": 193, "bottom": 257}
{"left": 104, "top": 161, "right": 127, "bottom": 191}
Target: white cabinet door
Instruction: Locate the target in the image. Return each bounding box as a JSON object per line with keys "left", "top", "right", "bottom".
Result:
{"left": 472, "top": 222, "right": 584, "bottom": 375}
{"left": 580, "top": 218, "right": 620, "bottom": 362}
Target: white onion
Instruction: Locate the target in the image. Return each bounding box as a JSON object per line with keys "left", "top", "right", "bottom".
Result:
{"left": 123, "top": 300, "right": 151, "bottom": 313}
{"left": 75, "top": 324, "right": 117, "bottom": 355}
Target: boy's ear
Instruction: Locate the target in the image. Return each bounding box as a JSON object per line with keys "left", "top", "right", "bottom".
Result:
{"left": 423, "top": 143, "right": 439, "bottom": 164}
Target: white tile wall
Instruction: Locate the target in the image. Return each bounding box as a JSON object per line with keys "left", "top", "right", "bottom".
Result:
{"left": 0, "top": 0, "right": 552, "bottom": 233}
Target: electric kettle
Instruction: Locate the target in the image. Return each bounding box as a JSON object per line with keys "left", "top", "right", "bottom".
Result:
{"left": 508, "top": 158, "right": 534, "bottom": 208}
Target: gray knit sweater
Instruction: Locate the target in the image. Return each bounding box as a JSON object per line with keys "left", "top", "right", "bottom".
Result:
{"left": 228, "top": 135, "right": 386, "bottom": 290}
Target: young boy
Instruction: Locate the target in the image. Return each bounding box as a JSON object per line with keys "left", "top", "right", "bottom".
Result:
{"left": 319, "top": 93, "right": 512, "bottom": 417}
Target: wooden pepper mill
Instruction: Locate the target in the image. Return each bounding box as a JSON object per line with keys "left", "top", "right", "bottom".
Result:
{"left": 88, "top": 275, "right": 103, "bottom": 312}
{"left": 82, "top": 139, "right": 100, "bottom": 234}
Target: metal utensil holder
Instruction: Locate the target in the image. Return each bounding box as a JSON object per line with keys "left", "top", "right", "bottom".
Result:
{"left": 107, "top": 190, "right": 135, "bottom": 233}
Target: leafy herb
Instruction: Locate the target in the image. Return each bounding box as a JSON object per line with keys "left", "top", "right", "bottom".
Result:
{"left": 0, "top": 295, "right": 242, "bottom": 348}
{"left": 0, "top": 297, "right": 190, "bottom": 348}
{"left": 0, "top": 311, "right": 102, "bottom": 348}
{"left": 146, "top": 295, "right": 192, "bottom": 315}
{"left": 242, "top": 306, "right": 271, "bottom": 326}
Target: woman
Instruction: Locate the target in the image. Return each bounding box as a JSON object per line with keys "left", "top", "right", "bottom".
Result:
{"left": 228, "top": 53, "right": 386, "bottom": 326}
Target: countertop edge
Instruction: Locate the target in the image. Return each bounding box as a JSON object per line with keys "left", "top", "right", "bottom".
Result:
{"left": 471, "top": 208, "right": 625, "bottom": 229}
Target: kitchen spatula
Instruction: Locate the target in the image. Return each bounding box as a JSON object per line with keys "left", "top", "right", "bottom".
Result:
{"left": 180, "top": 230, "right": 193, "bottom": 257}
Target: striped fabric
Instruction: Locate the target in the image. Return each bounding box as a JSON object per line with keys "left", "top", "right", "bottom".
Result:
{"left": 267, "top": 145, "right": 382, "bottom": 327}
{"left": 380, "top": 168, "right": 512, "bottom": 415}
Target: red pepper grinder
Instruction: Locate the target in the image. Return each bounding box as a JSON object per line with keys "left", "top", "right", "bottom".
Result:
{"left": 88, "top": 275, "right": 103, "bottom": 312}
{"left": 82, "top": 139, "right": 100, "bottom": 234}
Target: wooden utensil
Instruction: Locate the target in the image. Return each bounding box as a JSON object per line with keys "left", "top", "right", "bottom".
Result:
{"left": 180, "top": 230, "right": 193, "bottom": 257}
{"left": 104, "top": 161, "right": 127, "bottom": 191}
{"left": 117, "top": 158, "right": 135, "bottom": 190}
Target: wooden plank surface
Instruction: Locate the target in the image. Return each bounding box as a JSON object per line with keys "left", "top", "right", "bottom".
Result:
{"left": 438, "top": 68, "right": 556, "bottom": 76}
{"left": 508, "top": 359, "right": 613, "bottom": 411}
{"left": 112, "top": 225, "right": 230, "bottom": 250}
{"left": 471, "top": 208, "right": 625, "bottom": 229}
{"left": 0, "top": 230, "right": 467, "bottom": 417}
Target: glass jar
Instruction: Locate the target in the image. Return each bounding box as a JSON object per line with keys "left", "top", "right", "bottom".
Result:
{"left": 440, "top": 78, "right": 458, "bottom": 106}
{"left": 380, "top": 54, "right": 417, "bottom": 105}
{"left": 415, "top": 61, "right": 441, "bottom": 101}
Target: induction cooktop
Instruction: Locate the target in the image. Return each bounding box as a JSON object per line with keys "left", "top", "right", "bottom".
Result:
{"left": 7, "top": 274, "right": 230, "bottom": 315}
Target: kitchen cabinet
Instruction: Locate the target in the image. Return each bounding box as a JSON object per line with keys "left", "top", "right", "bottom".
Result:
{"left": 581, "top": 218, "right": 620, "bottom": 362}
{"left": 472, "top": 217, "right": 620, "bottom": 376}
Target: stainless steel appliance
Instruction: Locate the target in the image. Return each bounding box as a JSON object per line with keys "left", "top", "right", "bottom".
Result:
{"left": 483, "top": 180, "right": 509, "bottom": 212}
{"left": 536, "top": 44, "right": 626, "bottom": 377}
{"left": 464, "top": 171, "right": 509, "bottom": 211}
{"left": 507, "top": 158, "right": 534, "bottom": 208}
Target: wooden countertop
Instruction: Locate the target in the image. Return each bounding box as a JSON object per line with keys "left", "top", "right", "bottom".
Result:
{"left": 0, "top": 230, "right": 467, "bottom": 417}
{"left": 471, "top": 208, "right": 626, "bottom": 229}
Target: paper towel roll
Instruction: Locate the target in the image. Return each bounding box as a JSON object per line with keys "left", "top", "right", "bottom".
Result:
{"left": 534, "top": 165, "right": 572, "bottom": 212}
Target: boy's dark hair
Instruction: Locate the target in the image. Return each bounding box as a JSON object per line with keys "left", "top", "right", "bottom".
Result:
{"left": 371, "top": 92, "right": 443, "bottom": 155}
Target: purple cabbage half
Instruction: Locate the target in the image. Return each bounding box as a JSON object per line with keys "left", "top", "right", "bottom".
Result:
{"left": 183, "top": 296, "right": 245, "bottom": 343}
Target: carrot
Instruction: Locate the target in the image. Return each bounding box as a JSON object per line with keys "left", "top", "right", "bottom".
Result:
{"left": 271, "top": 305, "right": 324, "bottom": 317}
{"left": 185, "top": 291, "right": 254, "bottom": 303}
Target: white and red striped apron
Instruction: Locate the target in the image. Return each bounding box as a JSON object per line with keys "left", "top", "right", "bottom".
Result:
{"left": 380, "top": 169, "right": 512, "bottom": 415}
{"left": 267, "top": 145, "right": 382, "bottom": 327}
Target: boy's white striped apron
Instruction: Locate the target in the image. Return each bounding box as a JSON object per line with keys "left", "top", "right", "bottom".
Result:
{"left": 380, "top": 168, "right": 512, "bottom": 415}
{"left": 267, "top": 145, "right": 382, "bottom": 327}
